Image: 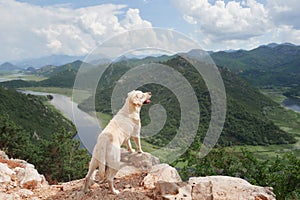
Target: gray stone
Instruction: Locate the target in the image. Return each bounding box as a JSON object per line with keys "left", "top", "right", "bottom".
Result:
{"left": 142, "top": 164, "right": 182, "bottom": 189}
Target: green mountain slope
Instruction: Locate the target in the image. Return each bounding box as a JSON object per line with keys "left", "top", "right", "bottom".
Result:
{"left": 79, "top": 56, "right": 296, "bottom": 146}
{"left": 211, "top": 44, "right": 300, "bottom": 87}
{"left": 1, "top": 53, "right": 296, "bottom": 146}
{"left": 0, "top": 87, "right": 74, "bottom": 139}
{"left": 34, "top": 60, "right": 83, "bottom": 77}
{"left": 0, "top": 60, "right": 92, "bottom": 88}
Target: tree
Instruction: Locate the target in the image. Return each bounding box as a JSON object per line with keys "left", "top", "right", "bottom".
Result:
{"left": 38, "top": 128, "right": 90, "bottom": 182}
{"left": 0, "top": 114, "right": 39, "bottom": 161}
{"left": 0, "top": 115, "right": 90, "bottom": 183}
{"left": 175, "top": 147, "right": 300, "bottom": 200}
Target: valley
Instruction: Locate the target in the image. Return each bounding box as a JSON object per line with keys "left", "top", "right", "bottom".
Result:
{"left": 1, "top": 43, "right": 300, "bottom": 199}
{"left": 1, "top": 52, "right": 300, "bottom": 159}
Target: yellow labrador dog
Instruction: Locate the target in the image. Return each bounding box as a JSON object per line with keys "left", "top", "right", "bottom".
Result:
{"left": 83, "top": 90, "right": 151, "bottom": 194}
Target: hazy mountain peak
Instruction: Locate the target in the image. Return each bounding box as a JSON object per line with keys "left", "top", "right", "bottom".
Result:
{"left": 14, "top": 54, "right": 85, "bottom": 69}
{"left": 0, "top": 62, "right": 20, "bottom": 71}
{"left": 259, "top": 42, "right": 296, "bottom": 48}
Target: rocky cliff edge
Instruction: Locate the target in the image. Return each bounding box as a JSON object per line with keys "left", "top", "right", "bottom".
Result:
{"left": 0, "top": 149, "right": 276, "bottom": 200}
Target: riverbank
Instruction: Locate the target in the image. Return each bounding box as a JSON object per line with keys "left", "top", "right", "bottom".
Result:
{"left": 282, "top": 96, "right": 300, "bottom": 113}
{"left": 15, "top": 85, "right": 300, "bottom": 160}
{"left": 20, "top": 90, "right": 101, "bottom": 154}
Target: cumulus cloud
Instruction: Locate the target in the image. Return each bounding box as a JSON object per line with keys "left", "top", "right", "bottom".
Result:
{"left": 267, "top": 0, "right": 300, "bottom": 29}
{"left": 172, "top": 0, "right": 300, "bottom": 49}
{"left": 172, "top": 0, "right": 269, "bottom": 42}
{"left": 0, "top": 0, "right": 152, "bottom": 62}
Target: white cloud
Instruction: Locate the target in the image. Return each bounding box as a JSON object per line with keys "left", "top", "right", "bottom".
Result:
{"left": 0, "top": 0, "right": 152, "bottom": 62}
{"left": 121, "top": 8, "right": 152, "bottom": 29}
{"left": 173, "top": 0, "right": 270, "bottom": 42}
{"left": 172, "top": 0, "right": 300, "bottom": 50}
{"left": 270, "top": 25, "right": 300, "bottom": 44}
{"left": 267, "top": 0, "right": 300, "bottom": 29}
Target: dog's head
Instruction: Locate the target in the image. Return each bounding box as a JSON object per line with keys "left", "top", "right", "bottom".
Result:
{"left": 127, "top": 90, "right": 151, "bottom": 107}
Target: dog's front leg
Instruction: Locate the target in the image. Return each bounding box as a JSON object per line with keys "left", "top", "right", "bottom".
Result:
{"left": 133, "top": 137, "right": 143, "bottom": 153}
{"left": 125, "top": 139, "right": 135, "bottom": 153}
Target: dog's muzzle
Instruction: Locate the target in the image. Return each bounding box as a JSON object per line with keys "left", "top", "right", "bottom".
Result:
{"left": 143, "top": 92, "right": 151, "bottom": 104}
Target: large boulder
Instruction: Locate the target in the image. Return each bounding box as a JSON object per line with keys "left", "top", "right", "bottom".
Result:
{"left": 155, "top": 181, "right": 192, "bottom": 200}
{"left": 0, "top": 150, "right": 48, "bottom": 191}
{"left": 120, "top": 149, "right": 160, "bottom": 170}
{"left": 142, "top": 163, "right": 182, "bottom": 189}
{"left": 115, "top": 149, "right": 160, "bottom": 178}
{"left": 189, "top": 176, "right": 276, "bottom": 200}
{"left": 0, "top": 162, "right": 14, "bottom": 184}
{"left": 18, "top": 163, "right": 48, "bottom": 189}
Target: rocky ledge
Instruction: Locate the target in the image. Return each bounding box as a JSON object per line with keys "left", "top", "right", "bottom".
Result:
{"left": 0, "top": 149, "right": 276, "bottom": 200}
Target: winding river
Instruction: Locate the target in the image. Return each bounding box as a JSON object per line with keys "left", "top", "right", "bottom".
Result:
{"left": 21, "top": 91, "right": 100, "bottom": 154}
{"left": 3, "top": 72, "right": 298, "bottom": 154}
{"left": 282, "top": 97, "right": 300, "bottom": 113}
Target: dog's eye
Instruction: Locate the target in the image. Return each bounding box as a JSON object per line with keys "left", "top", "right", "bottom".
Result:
{"left": 139, "top": 94, "right": 144, "bottom": 99}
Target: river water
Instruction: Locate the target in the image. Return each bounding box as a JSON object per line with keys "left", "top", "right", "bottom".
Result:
{"left": 21, "top": 91, "right": 100, "bottom": 154}
{"left": 282, "top": 97, "right": 300, "bottom": 113}
{"left": 0, "top": 75, "right": 99, "bottom": 153}
{"left": 5, "top": 73, "right": 299, "bottom": 154}
{"left": 0, "top": 78, "right": 9, "bottom": 82}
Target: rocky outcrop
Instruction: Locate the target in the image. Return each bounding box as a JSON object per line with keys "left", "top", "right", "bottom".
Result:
{"left": 142, "top": 164, "right": 182, "bottom": 189}
{"left": 0, "top": 151, "right": 48, "bottom": 200}
{"left": 115, "top": 149, "right": 160, "bottom": 178}
{"left": 188, "top": 176, "right": 276, "bottom": 200}
{"left": 0, "top": 149, "right": 276, "bottom": 200}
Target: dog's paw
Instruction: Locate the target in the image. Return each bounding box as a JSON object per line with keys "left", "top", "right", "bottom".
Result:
{"left": 137, "top": 149, "right": 144, "bottom": 154}
{"left": 128, "top": 149, "right": 135, "bottom": 153}
{"left": 82, "top": 187, "right": 89, "bottom": 194}
{"left": 82, "top": 180, "right": 89, "bottom": 193}
{"left": 112, "top": 189, "right": 120, "bottom": 195}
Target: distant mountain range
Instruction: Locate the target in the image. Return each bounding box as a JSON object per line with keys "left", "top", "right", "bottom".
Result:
{"left": 1, "top": 43, "right": 300, "bottom": 92}
{"left": 13, "top": 54, "right": 85, "bottom": 69}
{"left": 210, "top": 43, "right": 300, "bottom": 88}
{"left": 0, "top": 42, "right": 298, "bottom": 70}
{"left": 1, "top": 51, "right": 296, "bottom": 147}
{"left": 211, "top": 43, "right": 300, "bottom": 72}
{"left": 259, "top": 42, "right": 296, "bottom": 48}
{"left": 0, "top": 62, "right": 21, "bottom": 72}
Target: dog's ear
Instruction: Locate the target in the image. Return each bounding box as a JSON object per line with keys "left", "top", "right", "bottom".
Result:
{"left": 127, "top": 90, "right": 136, "bottom": 97}
{"left": 128, "top": 90, "right": 139, "bottom": 105}
{"left": 132, "top": 93, "right": 141, "bottom": 105}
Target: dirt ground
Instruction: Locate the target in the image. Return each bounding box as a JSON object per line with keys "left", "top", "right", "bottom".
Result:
{"left": 28, "top": 173, "right": 163, "bottom": 200}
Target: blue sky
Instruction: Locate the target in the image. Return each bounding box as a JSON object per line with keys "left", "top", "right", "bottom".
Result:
{"left": 1, "top": 0, "right": 300, "bottom": 62}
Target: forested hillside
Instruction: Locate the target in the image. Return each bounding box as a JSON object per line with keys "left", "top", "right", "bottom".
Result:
{"left": 0, "top": 87, "right": 74, "bottom": 139}
{"left": 1, "top": 49, "right": 300, "bottom": 199}
{"left": 1, "top": 54, "right": 296, "bottom": 146}
{"left": 0, "top": 87, "right": 90, "bottom": 182}
{"left": 211, "top": 44, "right": 300, "bottom": 88}
{"left": 78, "top": 55, "right": 296, "bottom": 147}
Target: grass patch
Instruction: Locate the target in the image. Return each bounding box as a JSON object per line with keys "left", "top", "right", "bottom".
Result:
{"left": 96, "top": 112, "right": 112, "bottom": 128}
{"left": 1, "top": 74, "right": 47, "bottom": 81}
{"left": 260, "top": 87, "right": 289, "bottom": 104}
{"left": 224, "top": 88, "right": 300, "bottom": 160}
{"left": 266, "top": 106, "right": 300, "bottom": 137}
{"left": 141, "top": 140, "right": 160, "bottom": 153}
{"left": 226, "top": 144, "right": 300, "bottom": 160}
{"left": 20, "top": 87, "right": 91, "bottom": 104}
{"left": 21, "top": 74, "right": 47, "bottom": 81}
{"left": 236, "top": 88, "right": 300, "bottom": 160}
{"left": 21, "top": 87, "right": 73, "bottom": 96}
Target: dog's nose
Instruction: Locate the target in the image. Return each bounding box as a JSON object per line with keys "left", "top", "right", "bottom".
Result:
{"left": 147, "top": 92, "right": 152, "bottom": 95}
